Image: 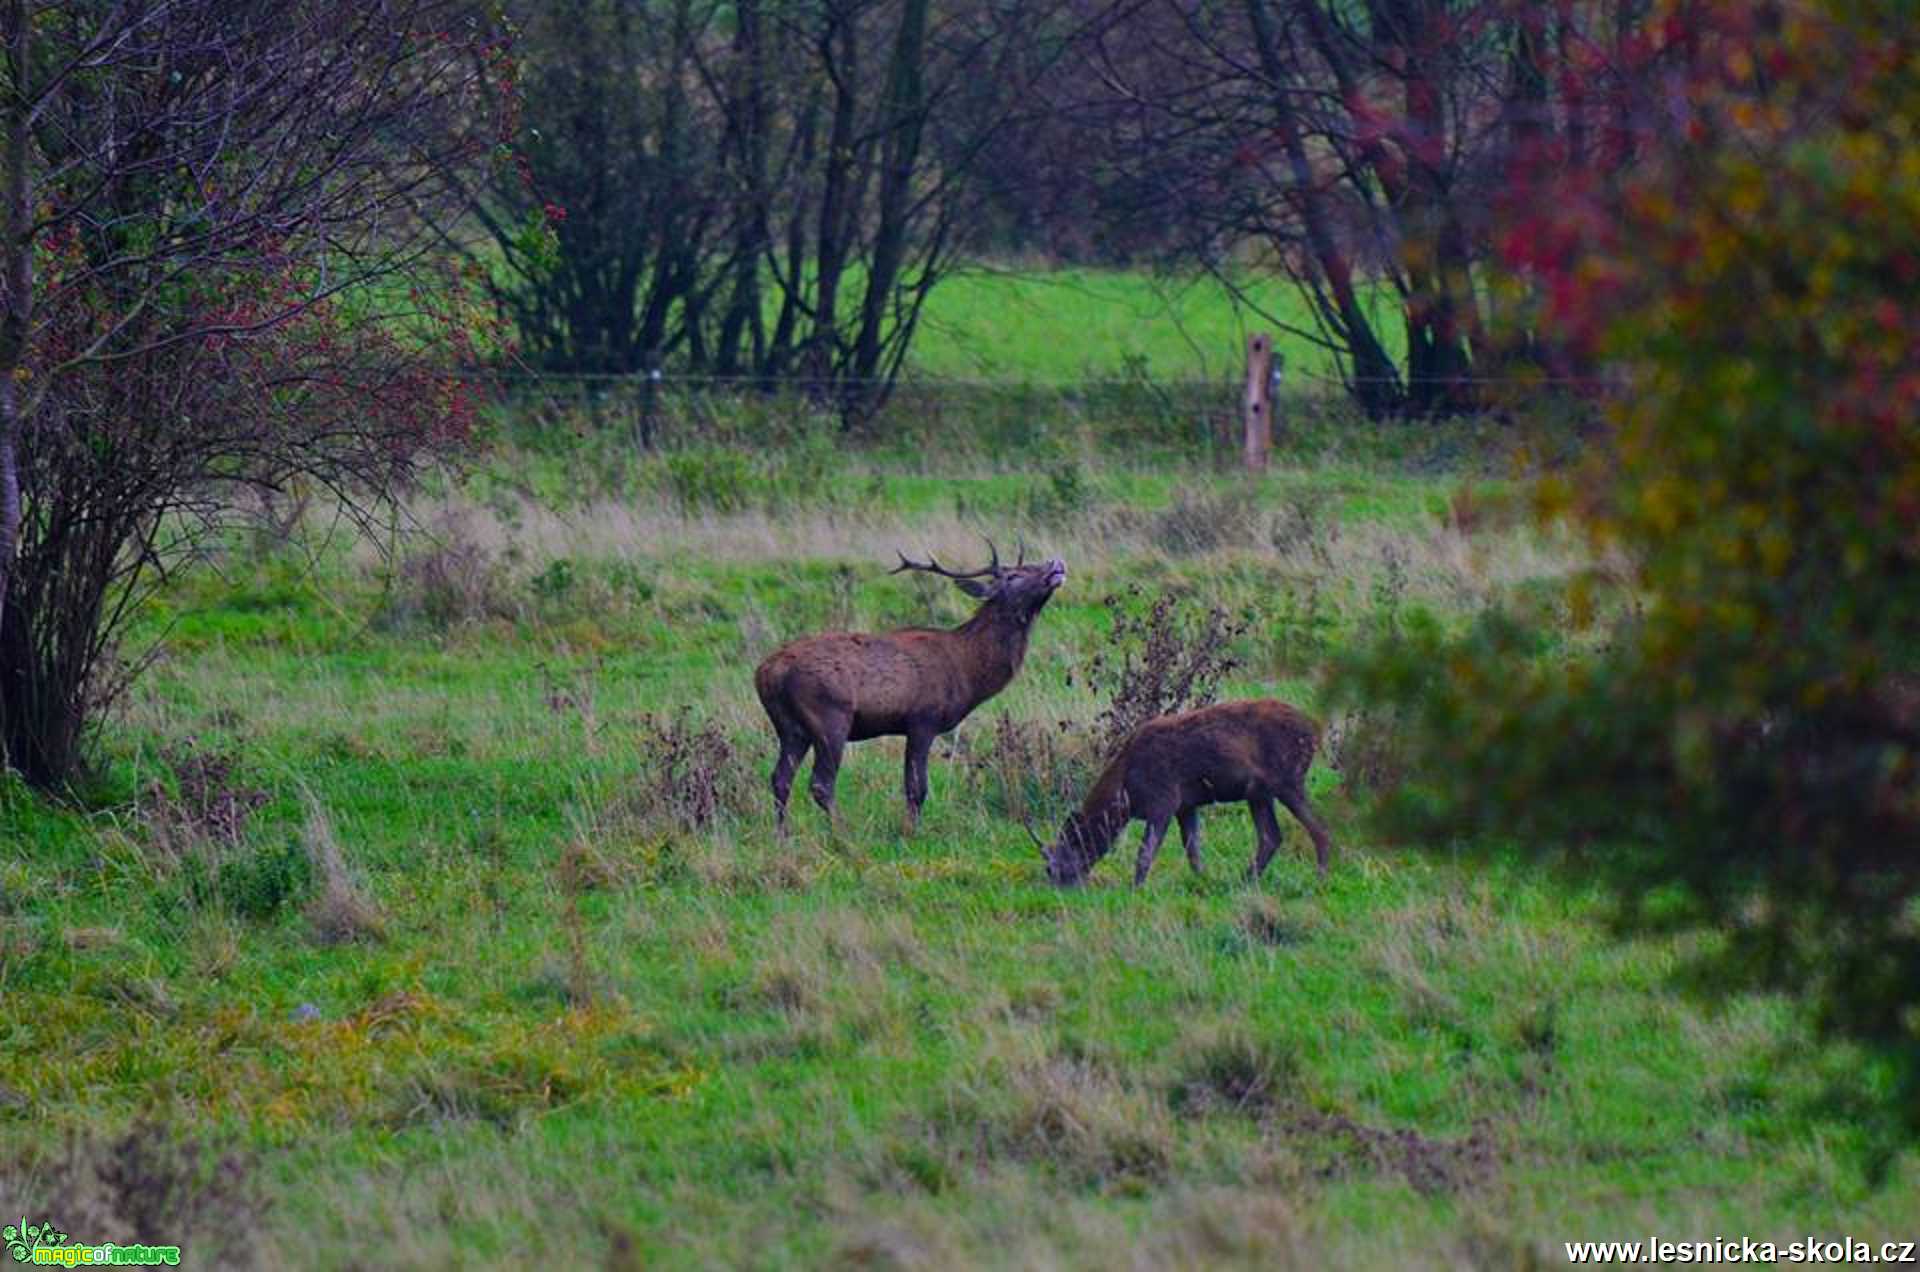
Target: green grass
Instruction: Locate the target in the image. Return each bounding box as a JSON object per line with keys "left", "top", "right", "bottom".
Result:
{"left": 1, "top": 427, "right": 1913, "bottom": 1267}
{"left": 906, "top": 266, "right": 1404, "bottom": 386}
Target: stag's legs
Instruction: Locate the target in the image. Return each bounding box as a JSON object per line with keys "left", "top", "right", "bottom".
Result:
{"left": 1247, "top": 797, "right": 1284, "bottom": 881}
{"left": 1277, "top": 780, "right": 1332, "bottom": 876}
{"left": 806, "top": 705, "right": 852, "bottom": 821}
{"left": 1177, "top": 807, "right": 1203, "bottom": 874}
{"left": 768, "top": 720, "right": 811, "bottom": 836}
{"left": 902, "top": 727, "right": 935, "bottom": 836}
{"left": 1133, "top": 815, "right": 1171, "bottom": 888}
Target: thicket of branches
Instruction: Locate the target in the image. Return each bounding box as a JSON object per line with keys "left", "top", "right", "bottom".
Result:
{"left": 1051, "top": 0, "right": 1676, "bottom": 415}
{"left": 0, "top": 0, "right": 504, "bottom": 788}
{"left": 467, "top": 0, "right": 1095, "bottom": 423}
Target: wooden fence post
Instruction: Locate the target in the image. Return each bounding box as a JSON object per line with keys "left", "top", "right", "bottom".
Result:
{"left": 1243, "top": 332, "right": 1273, "bottom": 473}
{"left": 1271, "top": 349, "right": 1286, "bottom": 449}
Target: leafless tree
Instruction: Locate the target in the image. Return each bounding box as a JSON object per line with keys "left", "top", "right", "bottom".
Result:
{"left": 0, "top": 0, "right": 506, "bottom": 787}
{"left": 470, "top": 0, "right": 1096, "bottom": 425}
{"left": 1079, "top": 0, "right": 1670, "bottom": 415}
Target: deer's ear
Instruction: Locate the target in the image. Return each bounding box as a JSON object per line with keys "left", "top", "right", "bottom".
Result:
{"left": 953, "top": 577, "right": 993, "bottom": 598}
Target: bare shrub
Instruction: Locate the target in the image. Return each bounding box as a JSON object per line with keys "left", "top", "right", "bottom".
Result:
{"left": 961, "top": 712, "right": 1098, "bottom": 830}
{"left": 299, "top": 793, "right": 385, "bottom": 946}
{"left": 140, "top": 739, "right": 270, "bottom": 861}
{"left": 1083, "top": 589, "right": 1248, "bottom": 755}
{"left": 384, "top": 512, "right": 517, "bottom": 630}
{"left": 623, "top": 709, "right": 756, "bottom": 834}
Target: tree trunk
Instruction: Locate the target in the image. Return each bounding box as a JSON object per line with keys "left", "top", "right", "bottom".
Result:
{"left": 808, "top": 7, "right": 860, "bottom": 395}
{"left": 0, "top": 0, "right": 29, "bottom": 640}
{"left": 848, "top": 0, "right": 929, "bottom": 422}
{"left": 1248, "top": 0, "right": 1401, "bottom": 417}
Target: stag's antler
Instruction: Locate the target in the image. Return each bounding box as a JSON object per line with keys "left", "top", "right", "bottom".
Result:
{"left": 889, "top": 534, "right": 1006, "bottom": 581}
{"left": 889, "top": 550, "right": 996, "bottom": 580}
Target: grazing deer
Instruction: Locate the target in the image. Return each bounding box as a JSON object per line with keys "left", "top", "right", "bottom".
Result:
{"left": 755, "top": 543, "right": 1067, "bottom": 833}
{"left": 1041, "top": 699, "right": 1332, "bottom": 886}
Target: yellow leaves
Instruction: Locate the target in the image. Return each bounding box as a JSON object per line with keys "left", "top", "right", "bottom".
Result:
{"left": 1757, "top": 530, "right": 1791, "bottom": 577}
{"left": 1568, "top": 574, "right": 1595, "bottom": 630}
{"left": 1725, "top": 45, "right": 1756, "bottom": 85}
{"left": 1640, "top": 476, "right": 1690, "bottom": 536}
{"left": 1532, "top": 473, "right": 1574, "bottom": 525}
{"left": 0, "top": 983, "right": 699, "bottom": 1141}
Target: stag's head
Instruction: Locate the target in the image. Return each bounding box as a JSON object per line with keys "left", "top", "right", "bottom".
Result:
{"left": 891, "top": 540, "right": 1066, "bottom": 626}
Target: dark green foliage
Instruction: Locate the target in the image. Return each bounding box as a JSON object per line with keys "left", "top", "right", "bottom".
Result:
{"left": 208, "top": 840, "right": 314, "bottom": 922}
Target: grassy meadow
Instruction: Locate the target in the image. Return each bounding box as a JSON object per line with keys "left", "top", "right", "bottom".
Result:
{"left": 3, "top": 353, "right": 1916, "bottom": 1263}
{"left": 905, "top": 266, "right": 1398, "bottom": 386}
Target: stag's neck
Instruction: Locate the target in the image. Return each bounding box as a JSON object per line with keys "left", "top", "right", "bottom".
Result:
{"left": 955, "top": 600, "right": 1033, "bottom": 690}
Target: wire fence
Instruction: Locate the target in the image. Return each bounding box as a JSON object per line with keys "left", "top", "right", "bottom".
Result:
{"left": 462, "top": 362, "right": 1613, "bottom": 457}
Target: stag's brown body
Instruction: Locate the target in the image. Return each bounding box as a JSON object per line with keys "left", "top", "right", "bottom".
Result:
{"left": 1044, "top": 699, "right": 1332, "bottom": 886}
{"left": 755, "top": 549, "right": 1066, "bottom": 832}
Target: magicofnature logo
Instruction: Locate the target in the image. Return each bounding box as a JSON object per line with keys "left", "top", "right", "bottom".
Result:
{"left": 5, "top": 1218, "right": 180, "bottom": 1266}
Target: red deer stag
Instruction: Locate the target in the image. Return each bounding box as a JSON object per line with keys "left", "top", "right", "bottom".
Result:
{"left": 755, "top": 543, "right": 1067, "bottom": 833}
{"left": 1041, "top": 700, "right": 1332, "bottom": 886}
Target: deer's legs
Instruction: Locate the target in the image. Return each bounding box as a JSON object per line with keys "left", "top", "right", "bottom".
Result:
{"left": 1248, "top": 797, "right": 1284, "bottom": 880}
{"left": 806, "top": 706, "right": 852, "bottom": 821}
{"left": 1134, "top": 815, "right": 1170, "bottom": 888}
{"left": 1277, "top": 780, "right": 1332, "bottom": 876}
{"left": 769, "top": 722, "right": 811, "bottom": 836}
{"left": 902, "top": 726, "right": 935, "bottom": 836}
{"left": 1178, "top": 806, "right": 1202, "bottom": 874}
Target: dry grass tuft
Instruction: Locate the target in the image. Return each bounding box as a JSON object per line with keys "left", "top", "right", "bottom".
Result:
{"left": 382, "top": 508, "right": 518, "bottom": 629}
{"left": 1169, "top": 1026, "right": 1304, "bottom": 1119}
{"left": 1278, "top": 1108, "right": 1499, "bottom": 1196}
{"left": 960, "top": 711, "right": 1097, "bottom": 831}
{"left": 1126, "top": 1186, "right": 1307, "bottom": 1269}
{"left": 747, "top": 908, "right": 924, "bottom": 1021}
{"left": 832, "top": 1220, "right": 960, "bottom": 1270}
{"left": 299, "top": 793, "right": 386, "bottom": 946}
{"left": 926, "top": 1047, "right": 1176, "bottom": 1193}
{"left": 1239, "top": 896, "right": 1317, "bottom": 949}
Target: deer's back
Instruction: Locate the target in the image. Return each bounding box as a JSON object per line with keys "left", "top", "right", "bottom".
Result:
{"left": 1113, "top": 700, "right": 1320, "bottom": 813}
{"left": 756, "top": 628, "right": 978, "bottom": 734}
